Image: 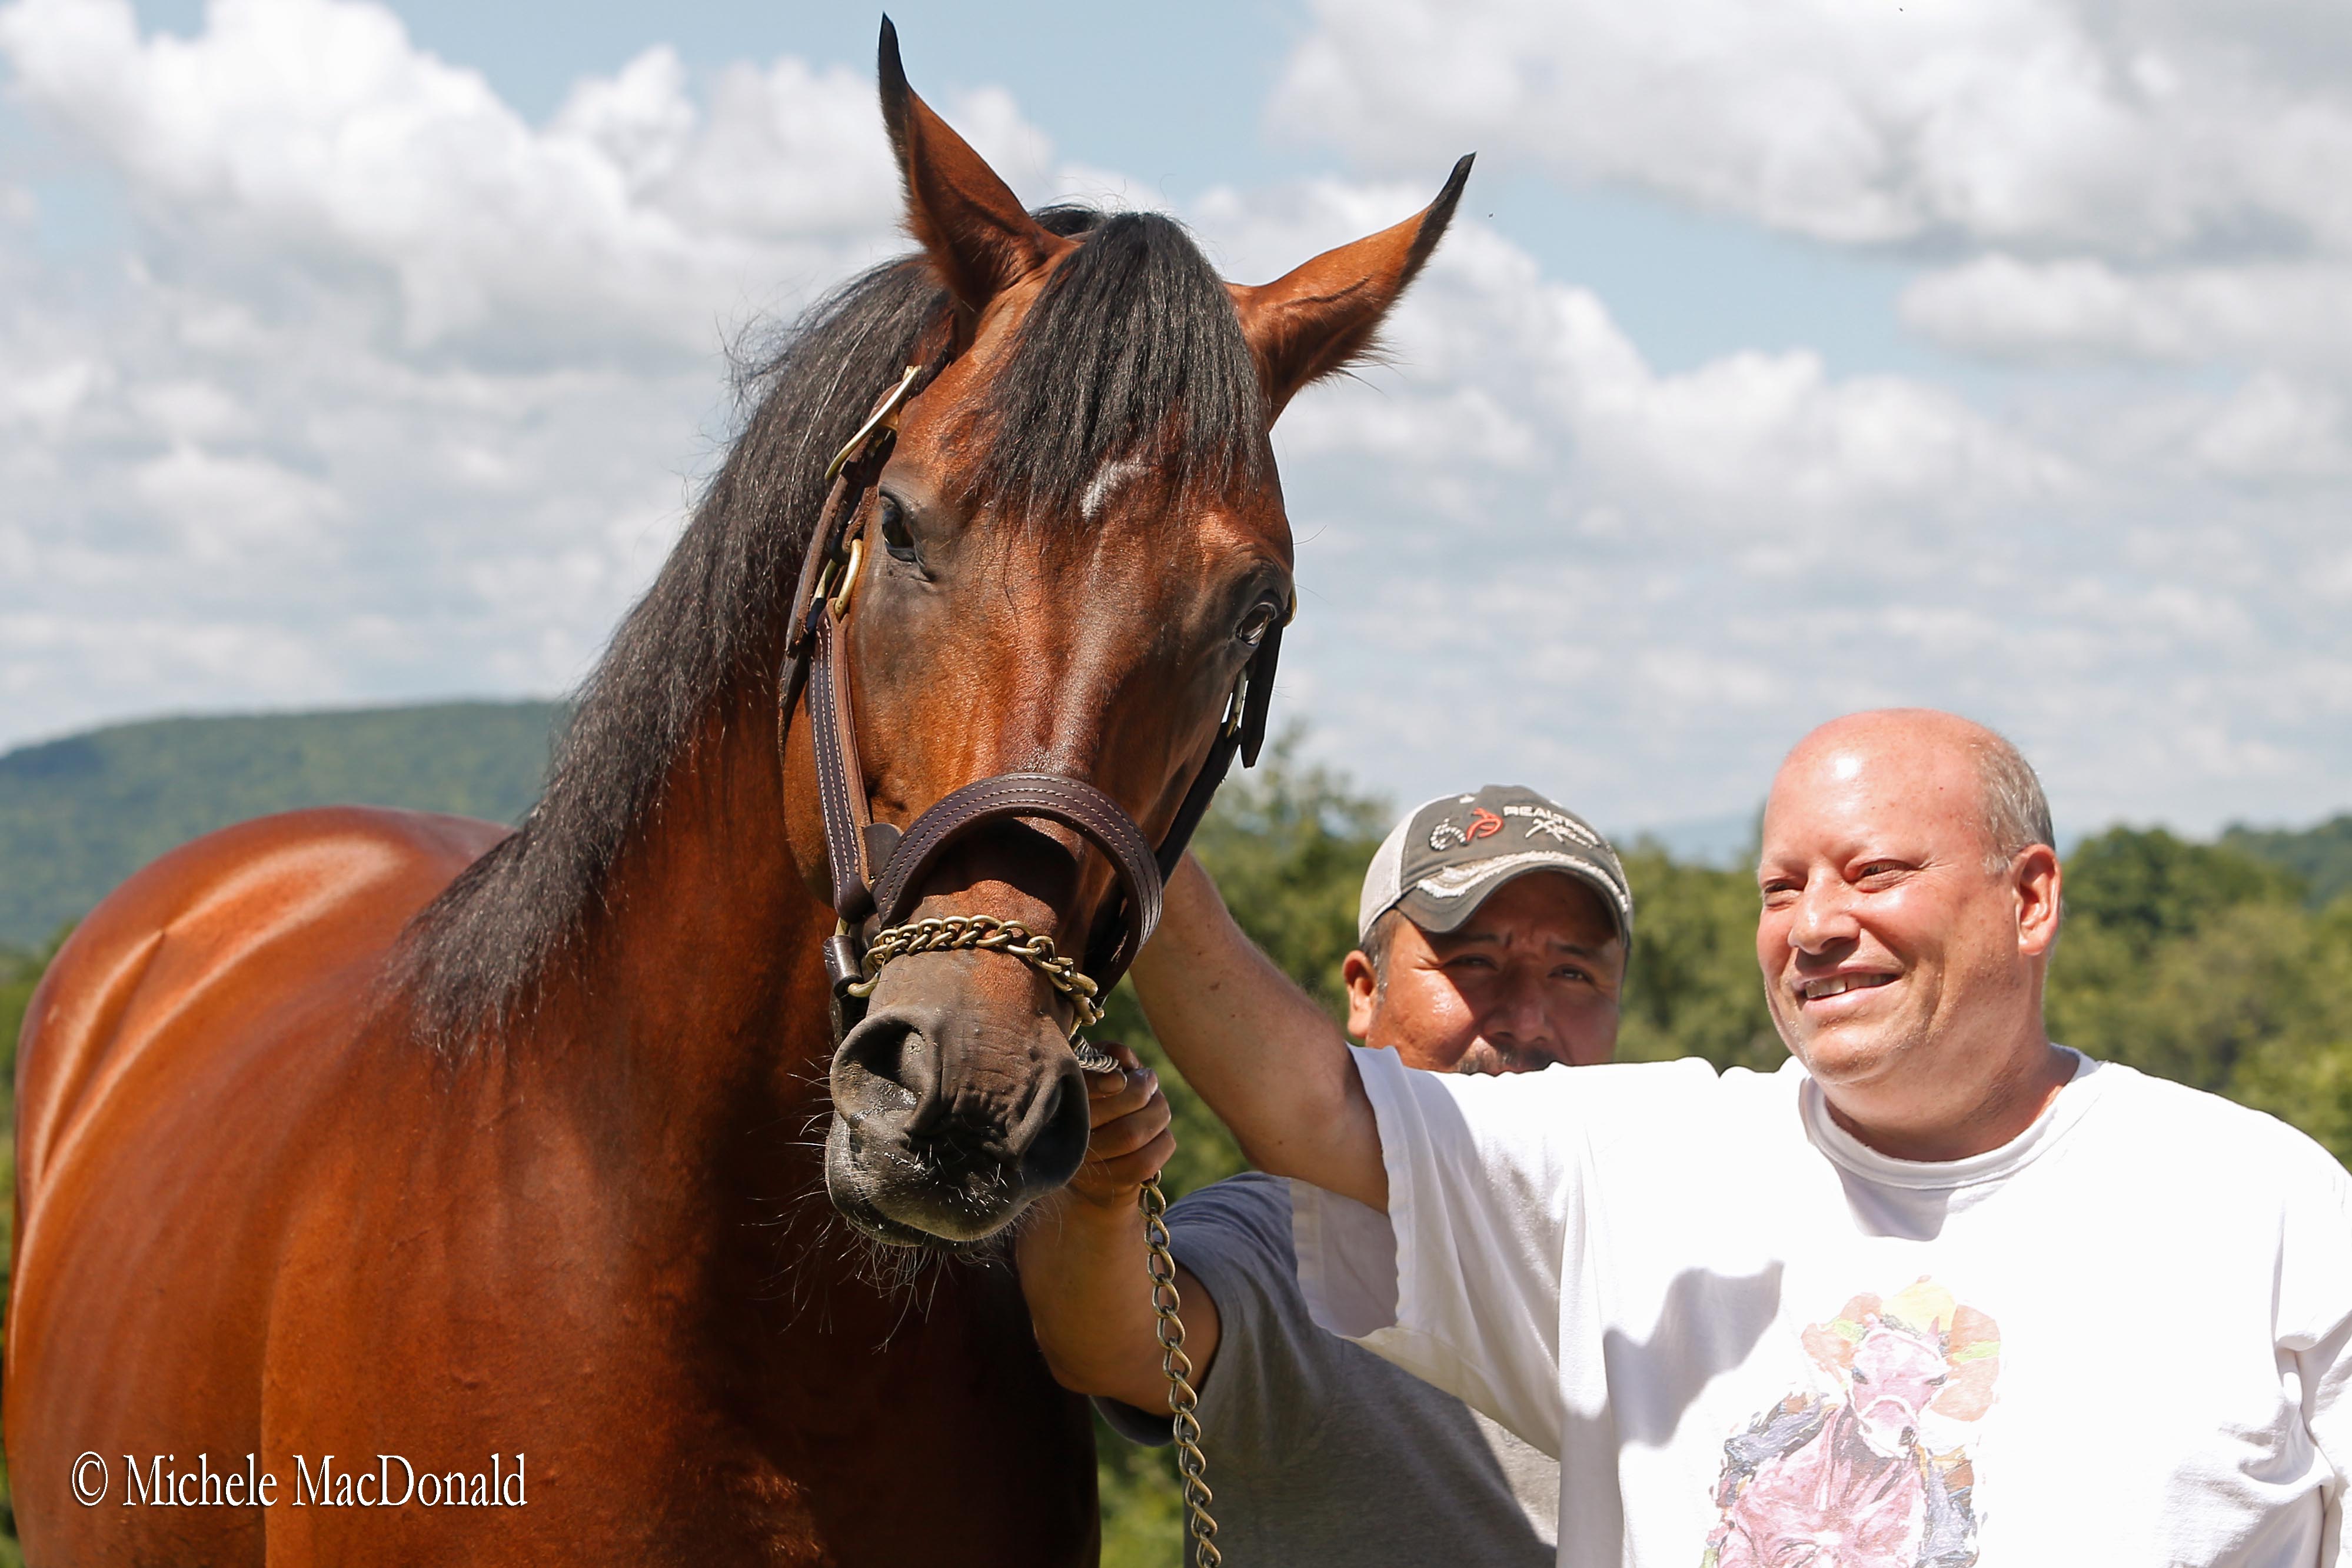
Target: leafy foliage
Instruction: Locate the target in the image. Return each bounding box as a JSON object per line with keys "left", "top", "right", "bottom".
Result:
{"left": 1613, "top": 843, "right": 1780, "bottom": 1072}
{"left": 2050, "top": 831, "right": 2352, "bottom": 1153}
{"left": 2225, "top": 814, "right": 2352, "bottom": 910}
{"left": 2062, "top": 825, "right": 2304, "bottom": 954}
{"left": 0, "top": 703, "right": 564, "bottom": 947}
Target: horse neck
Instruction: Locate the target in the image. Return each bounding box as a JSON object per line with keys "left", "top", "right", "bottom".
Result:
{"left": 505, "top": 680, "right": 1019, "bottom": 1359}
{"left": 523, "top": 680, "right": 836, "bottom": 1181}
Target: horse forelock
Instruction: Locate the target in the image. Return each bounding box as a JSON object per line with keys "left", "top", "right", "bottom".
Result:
{"left": 392, "top": 205, "right": 1268, "bottom": 1056}
{"left": 970, "top": 207, "right": 1268, "bottom": 519}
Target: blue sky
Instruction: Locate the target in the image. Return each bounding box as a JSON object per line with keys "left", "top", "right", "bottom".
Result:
{"left": 4, "top": 0, "right": 2348, "bottom": 841}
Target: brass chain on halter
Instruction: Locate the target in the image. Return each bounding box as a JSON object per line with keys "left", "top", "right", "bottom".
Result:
{"left": 1140, "top": 1174, "right": 1221, "bottom": 1567}
{"left": 843, "top": 915, "right": 1105, "bottom": 1028}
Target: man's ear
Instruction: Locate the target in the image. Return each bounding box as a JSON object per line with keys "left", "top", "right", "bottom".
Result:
{"left": 2015, "top": 844, "right": 2063, "bottom": 957}
{"left": 1230, "top": 154, "right": 1473, "bottom": 420}
{"left": 877, "top": 17, "right": 1073, "bottom": 315}
{"left": 1342, "top": 949, "right": 1380, "bottom": 1041}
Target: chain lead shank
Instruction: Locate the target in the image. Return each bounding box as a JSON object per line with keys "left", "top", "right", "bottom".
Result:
{"left": 1141, "top": 1176, "right": 1220, "bottom": 1567}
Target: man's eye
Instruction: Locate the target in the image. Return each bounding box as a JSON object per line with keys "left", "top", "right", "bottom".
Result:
{"left": 1236, "top": 601, "right": 1279, "bottom": 647}
{"left": 879, "top": 495, "right": 917, "bottom": 564}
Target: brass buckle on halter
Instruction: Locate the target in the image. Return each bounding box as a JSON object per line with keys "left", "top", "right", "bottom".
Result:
{"left": 828, "top": 538, "right": 866, "bottom": 618}
{"left": 823, "top": 364, "right": 924, "bottom": 483}
{"left": 809, "top": 536, "right": 868, "bottom": 617}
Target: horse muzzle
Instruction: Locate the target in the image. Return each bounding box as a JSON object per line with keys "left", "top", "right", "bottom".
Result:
{"left": 824, "top": 993, "right": 1091, "bottom": 1246}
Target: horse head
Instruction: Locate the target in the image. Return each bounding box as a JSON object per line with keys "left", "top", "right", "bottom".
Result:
{"left": 801, "top": 22, "right": 1467, "bottom": 1246}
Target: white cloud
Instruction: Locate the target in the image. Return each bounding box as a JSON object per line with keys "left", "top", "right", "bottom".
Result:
{"left": 1218, "top": 181, "right": 2064, "bottom": 541}
{"left": 0, "top": 0, "right": 1069, "bottom": 361}
{"left": 1902, "top": 255, "right": 2352, "bottom": 367}
{"left": 2191, "top": 374, "right": 2352, "bottom": 481}
{"left": 1275, "top": 0, "right": 2352, "bottom": 259}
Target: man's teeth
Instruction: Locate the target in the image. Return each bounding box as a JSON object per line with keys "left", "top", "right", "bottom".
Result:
{"left": 1801, "top": 974, "right": 1892, "bottom": 1001}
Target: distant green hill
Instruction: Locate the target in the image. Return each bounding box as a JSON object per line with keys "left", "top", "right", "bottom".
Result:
{"left": 0, "top": 702, "right": 563, "bottom": 947}
{"left": 2225, "top": 815, "right": 2352, "bottom": 909}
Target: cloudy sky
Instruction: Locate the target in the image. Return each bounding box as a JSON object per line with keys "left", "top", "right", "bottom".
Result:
{"left": 4, "top": 0, "right": 2347, "bottom": 843}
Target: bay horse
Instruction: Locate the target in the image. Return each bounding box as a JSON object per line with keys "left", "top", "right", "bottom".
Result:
{"left": 5, "top": 22, "right": 1466, "bottom": 1564}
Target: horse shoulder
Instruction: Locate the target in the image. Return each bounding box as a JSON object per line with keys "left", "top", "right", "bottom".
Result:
{"left": 14, "top": 805, "right": 507, "bottom": 1201}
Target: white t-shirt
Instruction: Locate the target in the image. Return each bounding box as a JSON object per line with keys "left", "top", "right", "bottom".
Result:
{"left": 1293, "top": 1047, "right": 2352, "bottom": 1568}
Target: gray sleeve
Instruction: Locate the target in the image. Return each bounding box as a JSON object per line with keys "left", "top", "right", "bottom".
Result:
{"left": 1094, "top": 1172, "right": 1333, "bottom": 1466}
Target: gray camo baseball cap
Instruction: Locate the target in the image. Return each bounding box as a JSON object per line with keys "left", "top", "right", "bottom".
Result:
{"left": 1358, "top": 785, "right": 1633, "bottom": 947}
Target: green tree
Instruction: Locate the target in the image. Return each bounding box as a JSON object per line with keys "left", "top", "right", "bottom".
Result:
{"left": 2229, "top": 898, "right": 2352, "bottom": 1163}
{"left": 2061, "top": 826, "right": 2304, "bottom": 955}
{"left": 2051, "top": 828, "right": 2316, "bottom": 1093}
{"left": 1614, "top": 844, "right": 1780, "bottom": 1073}
{"left": 2224, "top": 814, "right": 2352, "bottom": 908}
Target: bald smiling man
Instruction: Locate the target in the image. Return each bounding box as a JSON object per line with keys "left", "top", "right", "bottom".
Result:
{"left": 1127, "top": 710, "right": 2352, "bottom": 1567}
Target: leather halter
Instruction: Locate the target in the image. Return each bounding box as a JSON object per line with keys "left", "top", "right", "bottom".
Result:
{"left": 778, "top": 365, "right": 1285, "bottom": 1043}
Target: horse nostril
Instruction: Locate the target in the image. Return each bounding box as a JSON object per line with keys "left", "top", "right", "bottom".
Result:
{"left": 1020, "top": 1064, "right": 1091, "bottom": 1194}
{"left": 834, "top": 1008, "right": 943, "bottom": 1131}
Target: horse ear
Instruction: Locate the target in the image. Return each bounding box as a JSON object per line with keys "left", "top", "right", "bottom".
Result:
{"left": 1231, "top": 155, "right": 1474, "bottom": 420}
{"left": 878, "top": 18, "right": 1070, "bottom": 315}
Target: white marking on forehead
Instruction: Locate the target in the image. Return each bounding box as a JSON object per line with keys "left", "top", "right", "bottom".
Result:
{"left": 1079, "top": 457, "right": 1150, "bottom": 521}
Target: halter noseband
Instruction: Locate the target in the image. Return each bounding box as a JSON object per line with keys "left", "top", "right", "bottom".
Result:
{"left": 779, "top": 364, "right": 1286, "bottom": 1048}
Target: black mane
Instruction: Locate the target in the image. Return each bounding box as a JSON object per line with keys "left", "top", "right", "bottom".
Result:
{"left": 397, "top": 207, "right": 1267, "bottom": 1051}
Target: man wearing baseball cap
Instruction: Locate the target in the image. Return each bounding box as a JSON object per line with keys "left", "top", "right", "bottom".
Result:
{"left": 1016, "top": 785, "right": 1632, "bottom": 1564}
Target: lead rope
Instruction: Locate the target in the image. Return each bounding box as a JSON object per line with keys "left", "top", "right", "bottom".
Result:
{"left": 1141, "top": 1174, "right": 1220, "bottom": 1567}
{"left": 1072, "top": 1044, "right": 1219, "bottom": 1567}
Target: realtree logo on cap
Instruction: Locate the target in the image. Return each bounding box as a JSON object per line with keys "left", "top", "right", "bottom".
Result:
{"left": 1429, "top": 806, "right": 1505, "bottom": 850}
{"left": 1425, "top": 798, "right": 1604, "bottom": 853}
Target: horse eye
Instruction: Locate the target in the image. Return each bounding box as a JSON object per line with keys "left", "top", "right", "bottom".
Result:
{"left": 878, "top": 495, "right": 917, "bottom": 564}
{"left": 1236, "top": 601, "right": 1279, "bottom": 647}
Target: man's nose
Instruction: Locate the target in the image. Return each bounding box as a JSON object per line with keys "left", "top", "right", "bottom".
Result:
{"left": 1788, "top": 878, "right": 1860, "bottom": 953}
{"left": 1481, "top": 970, "right": 1559, "bottom": 1059}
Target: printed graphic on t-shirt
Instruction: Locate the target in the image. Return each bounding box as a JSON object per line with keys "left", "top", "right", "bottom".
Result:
{"left": 1701, "top": 1279, "right": 2001, "bottom": 1568}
